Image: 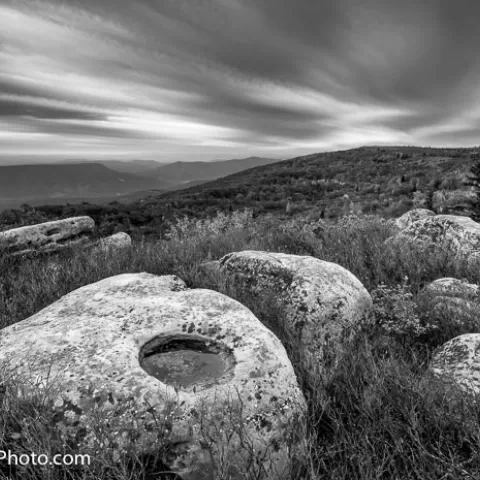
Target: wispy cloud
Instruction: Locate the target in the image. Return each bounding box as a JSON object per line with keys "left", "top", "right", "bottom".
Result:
{"left": 1, "top": 0, "right": 480, "bottom": 162}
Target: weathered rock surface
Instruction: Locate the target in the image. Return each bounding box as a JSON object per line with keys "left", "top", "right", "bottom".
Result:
{"left": 395, "top": 208, "right": 435, "bottom": 230}
{"left": 387, "top": 215, "right": 480, "bottom": 264}
{"left": 0, "top": 273, "right": 306, "bottom": 480}
{"left": 418, "top": 278, "right": 480, "bottom": 331}
{"left": 422, "top": 333, "right": 480, "bottom": 403}
{"left": 422, "top": 278, "right": 480, "bottom": 300}
{"left": 432, "top": 189, "right": 476, "bottom": 216}
{"left": 199, "top": 251, "right": 373, "bottom": 373}
{"left": 0, "top": 216, "right": 95, "bottom": 256}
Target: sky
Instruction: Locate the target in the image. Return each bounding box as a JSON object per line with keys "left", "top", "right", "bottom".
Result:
{"left": 1, "top": 0, "right": 480, "bottom": 163}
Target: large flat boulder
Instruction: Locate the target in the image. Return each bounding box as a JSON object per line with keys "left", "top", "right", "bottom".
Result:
{"left": 199, "top": 251, "right": 373, "bottom": 374}
{"left": 386, "top": 215, "right": 480, "bottom": 264}
{"left": 0, "top": 273, "right": 306, "bottom": 480}
{"left": 0, "top": 216, "right": 95, "bottom": 256}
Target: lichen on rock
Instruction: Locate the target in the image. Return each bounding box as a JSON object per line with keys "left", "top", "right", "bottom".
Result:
{"left": 0, "top": 272, "right": 306, "bottom": 480}
{"left": 200, "top": 250, "right": 373, "bottom": 376}
{"left": 387, "top": 215, "right": 480, "bottom": 265}
{"left": 422, "top": 333, "right": 480, "bottom": 407}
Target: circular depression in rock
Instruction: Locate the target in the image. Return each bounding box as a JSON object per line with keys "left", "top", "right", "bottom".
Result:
{"left": 139, "top": 337, "right": 235, "bottom": 391}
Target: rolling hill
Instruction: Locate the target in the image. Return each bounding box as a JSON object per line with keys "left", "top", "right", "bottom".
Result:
{"left": 1, "top": 146, "right": 478, "bottom": 238}
{"left": 0, "top": 163, "right": 168, "bottom": 206}
{"left": 133, "top": 146, "right": 475, "bottom": 218}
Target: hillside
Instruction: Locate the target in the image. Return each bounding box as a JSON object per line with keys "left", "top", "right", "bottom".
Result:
{"left": 138, "top": 145, "right": 476, "bottom": 217}
{"left": 149, "top": 156, "right": 282, "bottom": 184}
{"left": 1, "top": 146, "right": 477, "bottom": 238}
{"left": 0, "top": 163, "right": 168, "bottom": 204}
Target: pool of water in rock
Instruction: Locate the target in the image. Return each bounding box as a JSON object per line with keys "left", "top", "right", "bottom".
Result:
{"left": 140, "top": 339, "right": 233, "bottom": 390}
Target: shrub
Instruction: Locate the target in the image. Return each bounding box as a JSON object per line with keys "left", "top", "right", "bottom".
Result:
{"left": 368, "top": 280, "right": 438, "bottom": 340}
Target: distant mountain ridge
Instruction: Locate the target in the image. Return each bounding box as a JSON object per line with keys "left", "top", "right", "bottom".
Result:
{"left": 0, "top": 155, "right": 283, "bottom": 211}
{"left": 0, "top": 163, "right": 167, "bottom": 201}
{"left": 149, "top": 156, "right": 282, "bottom": 184}
{"left": 94, "top": 160, "right": 169, "bottom": 175}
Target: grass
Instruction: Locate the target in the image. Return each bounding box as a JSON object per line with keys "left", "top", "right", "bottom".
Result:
{"left": 1, "top": 209, "right": 480, "bottom": 479}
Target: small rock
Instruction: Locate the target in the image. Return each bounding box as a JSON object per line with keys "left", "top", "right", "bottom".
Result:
{"left": 395, "top": 209, "right": 435, "bottom": 230}
{"left": 91, "top": 232, "right": 132, "bottom": 254}
{"left": 418, "top": 278, "right": 480, "bottom": 334}
{"left": 422, "top": 333, "right": 480, "bottom": 406}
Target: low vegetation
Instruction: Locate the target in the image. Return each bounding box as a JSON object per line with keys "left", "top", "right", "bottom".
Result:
{"left": 1, "top": 146, "right": 478, "bottom": 239}
{"left": 1, "top": 209, "right": 480, "bottom": 479}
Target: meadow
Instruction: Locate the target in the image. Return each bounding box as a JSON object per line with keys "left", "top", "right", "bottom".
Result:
{"left": 1, "top": 209, "right": 480, "bottom": 479}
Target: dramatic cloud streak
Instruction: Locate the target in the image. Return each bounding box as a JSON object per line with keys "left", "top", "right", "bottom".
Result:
{"left": 1, "top": 0, "right": 480, "bottom": 162}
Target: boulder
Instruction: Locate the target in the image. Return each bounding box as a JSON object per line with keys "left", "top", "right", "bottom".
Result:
{"left": 0, "top": 273, "right": 306, "bottom": 480}
{"left": 101, "top": 231, "right": 131, "bottom": 249}
{"left": 418, "top": 278, "right": 480, "bottom": 331}
{"left": 422, "top": 333, "right": 480, "bottom": 404}
{"left": 386, "top": 215, "right": 480, "bottom": 264}
{"left": 91, "top": 232, "right": 132, "bottom": 253}
{"left": 395, "top": 209, "right": 435, "bottom": 230}
{"left": 421, "top": 277, "right": 479, "bottom": 300}
{"left": 0, "top": 216, "right": 95, "bottom": 256}
{"left": 199, "top": 251, "right": 373, "bottom": 374}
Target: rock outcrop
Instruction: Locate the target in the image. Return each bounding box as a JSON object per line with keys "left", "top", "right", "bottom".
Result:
{"left": 422, "top": 333, "right": 480, "bottom": 404}
{"left": 418, "top": 278, "right": 480, "bottom": 332}
{"left": 199, "top": 251, "right": 373, "bottom": 374}
{"left": 0, "top": 216, "right": 95, "bottom": 256}
{"left": 0, "top": 273, "right": 306, "bottom": 480}
{"left": 395, "top": 208, "right": 435, "bottom": 230}
{"left": 0, "top": 218, "right": 132, "bottom": 258}
{"left": 387, "top": 215, "right": 480, "bottom": 264}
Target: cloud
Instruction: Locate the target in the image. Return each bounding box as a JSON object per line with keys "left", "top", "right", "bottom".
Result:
{"left": 0, "top": 98, "right": 104, "bottom": 121}
{"left": 2, "top": 0, "right": 480, "bottom": 162}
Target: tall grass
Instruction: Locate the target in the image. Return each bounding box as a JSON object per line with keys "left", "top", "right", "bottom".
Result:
{"left": 1, "top": 209, "right": 480, "bottom": 479}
